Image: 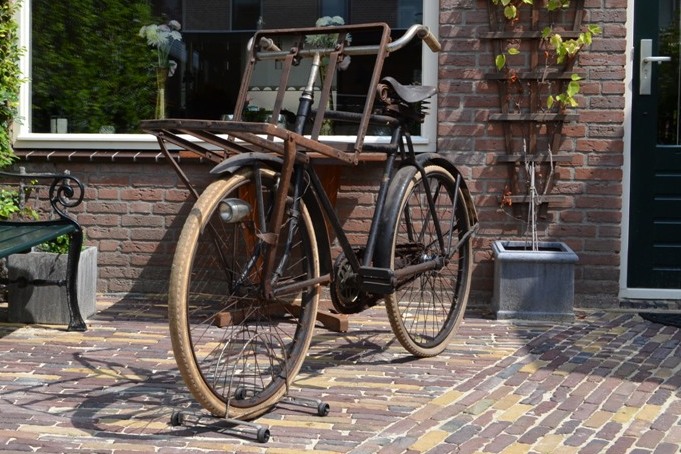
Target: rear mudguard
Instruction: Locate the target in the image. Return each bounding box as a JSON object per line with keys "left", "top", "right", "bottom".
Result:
{"left": 210, "top": 153, "right": 333, "bottom": 277}
{"left": 374, "top": 153, "right": 478, "bottom": 268}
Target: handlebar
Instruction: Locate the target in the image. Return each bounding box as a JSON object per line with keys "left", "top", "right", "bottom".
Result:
{"left": 343, "top": 24, "right": 440, "bottom": 56}
{"left": 250, "top": 23, "right": 440, "bottom": 59}
{"left": 417, "top": 27, "right": 442, "bottom": 53}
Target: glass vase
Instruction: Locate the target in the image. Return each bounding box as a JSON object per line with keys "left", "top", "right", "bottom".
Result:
{"left": 155, "top": 67, "right": 169, "bottom": 119}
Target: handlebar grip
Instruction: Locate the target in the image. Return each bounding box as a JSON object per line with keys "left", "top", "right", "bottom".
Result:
{"left": 259, "top": 37, "right": 281, "bottom": 52}
{"left": 418, "top": 28, "right": 441, "bottom": 53}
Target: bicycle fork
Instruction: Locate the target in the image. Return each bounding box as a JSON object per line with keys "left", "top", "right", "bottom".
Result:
{"left": 260, "top": 136, "right": 298, "bottom": 300}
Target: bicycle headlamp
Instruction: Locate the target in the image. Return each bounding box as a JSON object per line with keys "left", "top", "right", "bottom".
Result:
{"left": 218, "top": 198, "right": 251, "bottom": 223}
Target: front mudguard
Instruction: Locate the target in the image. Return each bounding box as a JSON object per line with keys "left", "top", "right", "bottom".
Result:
{"left": 209, "top": 153, "right": 333, "bottom": 277}
{"left": 374, "top": 153, "right": 478, "bottom": 268}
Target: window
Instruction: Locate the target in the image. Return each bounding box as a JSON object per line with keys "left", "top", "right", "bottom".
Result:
{"left": 232, "top": 0, "right": 262, "bottom": 31}
{"left": 17, "top": 0, "right": 436, "bottom": 150}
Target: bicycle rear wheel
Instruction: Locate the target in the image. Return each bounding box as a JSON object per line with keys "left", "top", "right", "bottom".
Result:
{"left": 168, "top": 166, "right": 320, "bottom": 420}
{"left": 382, "top": 164, "right": 472, "bottom": 357}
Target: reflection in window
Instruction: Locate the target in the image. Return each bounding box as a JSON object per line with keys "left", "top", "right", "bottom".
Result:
{"left": 233, "top": 0, "right": 262, "bottom": 31}
{"left": 30, "top": 0, "right": 422, "bottom": 134}
{"left": 320, "top": 0, "right": 348, "bottom": 18}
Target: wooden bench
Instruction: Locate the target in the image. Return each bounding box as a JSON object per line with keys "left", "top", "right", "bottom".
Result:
{"left": 0, "top": 169, "right": 86, "bottom": 331}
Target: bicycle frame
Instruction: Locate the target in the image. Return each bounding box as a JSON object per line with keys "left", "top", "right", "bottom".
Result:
{"left": 141, "top": 22, "right": 447, "bottom": 297}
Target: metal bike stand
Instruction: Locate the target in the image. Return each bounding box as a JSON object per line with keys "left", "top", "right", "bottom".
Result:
{"left": 169, "top": 410, "right": 271, "bottom": 443}
{"left": 169, "top": 397, "right": 329, "bottom": 443}
{"left": 278, "top": 395, "right": 331, "bottom": 416}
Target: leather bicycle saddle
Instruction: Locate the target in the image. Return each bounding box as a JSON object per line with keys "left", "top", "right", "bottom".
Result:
{"left": 380, "top": 76, "right": 437, "bottom": 104}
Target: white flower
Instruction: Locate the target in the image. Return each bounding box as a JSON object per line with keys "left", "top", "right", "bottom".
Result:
{"left": 168, "top": 20, "right": 181, "bottom": 31}
{"left": 139, "top": 20, "right": 183, "bottom": 74}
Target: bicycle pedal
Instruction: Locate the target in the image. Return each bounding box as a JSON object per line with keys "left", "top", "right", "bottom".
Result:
{"left": 358, "top": 266, "right": 395, "bottom": 294}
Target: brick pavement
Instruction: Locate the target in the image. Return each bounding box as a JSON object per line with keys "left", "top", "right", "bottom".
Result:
{"left": 0, "top": 296, "right": 679, "bottom": 453}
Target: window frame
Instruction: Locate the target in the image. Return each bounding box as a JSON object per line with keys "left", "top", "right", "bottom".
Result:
{"left": 15, "top": 1, "right": 437, "bottom": 152}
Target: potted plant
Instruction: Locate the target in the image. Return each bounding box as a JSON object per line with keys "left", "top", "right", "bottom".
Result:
{"left": 485, "top": 0, "right": 599, "bottom": 320}
{"left": 6, "top": 232, "right": 98, "bottom": 325}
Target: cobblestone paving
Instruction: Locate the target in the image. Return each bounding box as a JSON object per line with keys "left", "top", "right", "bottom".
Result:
{"left": 0, "top": 297, "right": 680, "bottom": 453}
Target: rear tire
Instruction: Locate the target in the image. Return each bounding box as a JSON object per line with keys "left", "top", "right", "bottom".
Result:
{"left": 383, "top": 164, "right": 472, "bottom": 357}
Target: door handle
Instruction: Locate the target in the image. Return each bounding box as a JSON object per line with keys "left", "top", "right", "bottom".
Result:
{"left": 640, "top": 39, "right": 672, "bottom": 95}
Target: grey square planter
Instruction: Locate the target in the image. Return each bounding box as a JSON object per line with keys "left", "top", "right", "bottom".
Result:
{"left": 492, "top": 240, "right": 578, "bottom": 321}
{"left": 7, "top": 246, "right": 98, "bottom": 325}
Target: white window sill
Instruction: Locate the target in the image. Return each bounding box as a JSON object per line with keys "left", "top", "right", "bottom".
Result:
{"left": 14, "top": 132, "right": 434, "bottom": 152}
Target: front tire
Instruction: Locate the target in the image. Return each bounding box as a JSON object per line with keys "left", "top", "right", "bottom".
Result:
{"left": 168, "top": 167, "right": 320, "bottom": 420}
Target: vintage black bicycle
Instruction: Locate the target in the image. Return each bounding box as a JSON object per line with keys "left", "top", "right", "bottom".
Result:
{"left": 142, "top": 21, "right": 478, "bottom": 423}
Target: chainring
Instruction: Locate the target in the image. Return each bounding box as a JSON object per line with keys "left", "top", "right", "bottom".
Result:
{"left": 330, "top": 249, "right": 378, "bottom": 314}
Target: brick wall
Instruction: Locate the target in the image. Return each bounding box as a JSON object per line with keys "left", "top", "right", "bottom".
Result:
{"left": 439, "top": 0, "right": 626, "bottom": 306}
{"left": 15, "top": 0, "right": 628, "bottom": 308}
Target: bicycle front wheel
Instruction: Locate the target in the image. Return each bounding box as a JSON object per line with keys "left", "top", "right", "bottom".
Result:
{"left": 168, "top": 166, "right": 320, "bottom": 420}
{"left": 382, "top": 164, "right": 473, "bottom": 357}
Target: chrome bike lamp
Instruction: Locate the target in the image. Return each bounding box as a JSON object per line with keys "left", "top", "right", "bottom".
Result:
{"left": 218, "top": 198, "right": 251, "bottom": 223}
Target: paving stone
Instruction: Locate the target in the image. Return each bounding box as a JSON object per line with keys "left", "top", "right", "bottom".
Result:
{"left": 518, "top": 425, "right": 551, "bottom": 444}
{"left": 650, "top": 413, "right": 677, "bottom": 432}
{"left": 564, "top": 427, "right": 595, "bottom": 447}
{"left": 579, "top": 439, "right": 609, "bottom": 454}
{"left": 605, "top": 436, "right": 636, "bottom": 453}
{"left": 652, "top": 443, "right": 681, "bottom": 454}
{"left": 444, "top": 424, "right": 481, "bottom": 445}
{"left": 636, "top": 429, "right": 666, "bottom": 449}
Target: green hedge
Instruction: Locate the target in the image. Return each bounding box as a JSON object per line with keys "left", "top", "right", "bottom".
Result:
{"left": 0, "top": 0, "right": 22, "bottom": 167}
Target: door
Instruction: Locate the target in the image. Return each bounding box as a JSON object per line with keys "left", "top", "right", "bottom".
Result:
{"left": 629, "top": 0, "right": 681, "bottom": 289}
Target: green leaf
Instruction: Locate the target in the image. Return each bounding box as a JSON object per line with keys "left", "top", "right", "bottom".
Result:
{"left": 508, "top": 47, "right": 520, "bottom": 55}
{"left": 567, "top": 80, "right": 580, "bottom": 97}
{"left": 588, "top": 24, "right": 602, "bottom": 35}
{"left": 546, "top": 0, "right": 561, "bottom": 11}
{"left": 550, "top": 33, "right": 563, "bottom": 49}
{"left": 541, "top": 27, "right": 552, "bottom": 39}
{"left": 496, "top": 53, "right": 507, "bottom": 71}
{"left": 571, "top": 73, "right": 583, "bottom": 81}
{"left": 547, "top": 95, "right": 555, "bottom": 109}
{"left": 564, "top": 40, "right": 580, "bottom": 56}
{"left": 504, "top": 5, "right": 517, "bottom": 19}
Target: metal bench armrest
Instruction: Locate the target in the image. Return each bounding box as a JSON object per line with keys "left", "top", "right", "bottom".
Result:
{"left": 0, "top": 168, "right": 85, "bottom": 220}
